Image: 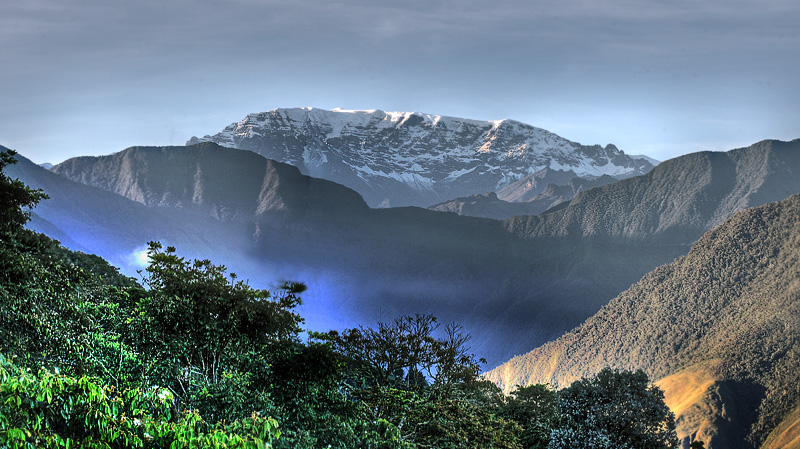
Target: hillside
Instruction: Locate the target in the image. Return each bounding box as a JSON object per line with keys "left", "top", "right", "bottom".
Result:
{"left": 51, "top": 143, "right": 369, "bottom": 221}
{"left": 486, "top": 193, "right": 800, "bottom": 449}
{"left": 3, "top": 147, "right": 259, "bottom": 273}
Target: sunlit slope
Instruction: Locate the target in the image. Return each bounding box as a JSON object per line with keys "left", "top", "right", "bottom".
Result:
{"left": 487, "top": 194, "right": 800, "bottom": 448}
{"left": 763, "top": 406, "right": 800, "bottom": 449}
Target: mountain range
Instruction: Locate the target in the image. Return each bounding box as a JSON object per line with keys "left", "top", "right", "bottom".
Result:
{"left": 187, "top": 107, "right": 654, "bottom": 207}
{"left": 6, "top": 137, "right": 798, "bottom": 369}
{"left": 485, "top": 193, "right": 800, "bottom": 449}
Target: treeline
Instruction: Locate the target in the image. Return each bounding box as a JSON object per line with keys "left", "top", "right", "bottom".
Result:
{"left": 0, "top": 149, "right": 679, "bottom": 448}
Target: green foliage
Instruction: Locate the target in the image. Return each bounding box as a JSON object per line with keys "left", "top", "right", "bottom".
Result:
{"left": 334, "top": 314, "right": 484, "bottom": 392}
{"left": 0, "top": 354, "right": 281, "bottom": 448}
{"left": 333, "top": 316, "right": 523, "bottom": 448}
{"left": 129, "top": 242, "right": 306, "bottom": 420}
{"left": 407, "top": 395, "right": 522, "bottom": 449}
{"left": 126, "top": 244, "right": 370, "bottom": 448}
{"left": 136, "top": 241, "right": 304, "bottom": 348}
{"left": 549, "top": 368, "right": 678, "bottom": 449}
{"left": 0, "top": 232, "right": 137, "bottom": 384}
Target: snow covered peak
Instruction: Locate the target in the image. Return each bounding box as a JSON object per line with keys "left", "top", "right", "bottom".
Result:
{"left": 188, "top": 107, "right": 655, "bottom": 207}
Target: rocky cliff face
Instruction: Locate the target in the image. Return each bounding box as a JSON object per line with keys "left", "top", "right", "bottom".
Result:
{"left": 51, "top": 143, "right": 369, "bottom": 222}
{"left": 188, "top": 107, "right": 654, "bottom": 207}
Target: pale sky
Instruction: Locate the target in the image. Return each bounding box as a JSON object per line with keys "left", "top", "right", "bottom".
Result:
{"left": 2, "top": 0, "right": 798, "bottom": 165}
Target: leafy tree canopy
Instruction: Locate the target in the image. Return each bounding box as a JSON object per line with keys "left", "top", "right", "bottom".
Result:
{"left": 549, "top": 368, "right": 678, "bottom": 449}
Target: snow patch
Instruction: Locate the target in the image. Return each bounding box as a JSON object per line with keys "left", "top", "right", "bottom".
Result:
{"left": 445, "top": 166, "right": 478, "bottom": 181}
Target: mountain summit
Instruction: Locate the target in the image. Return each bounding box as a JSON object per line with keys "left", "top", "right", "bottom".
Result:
{"left": 188, "top": 107, "right": 654, "bottom": 207}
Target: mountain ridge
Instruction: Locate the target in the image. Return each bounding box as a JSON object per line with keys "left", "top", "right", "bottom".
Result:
{"left": 503, "top": 139, "right": 800, "bottom": 242}
{"left": 51, "top": 143, "right": 370, "bottom": 222}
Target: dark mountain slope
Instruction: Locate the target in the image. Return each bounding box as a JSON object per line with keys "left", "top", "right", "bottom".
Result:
{"left": 486, "top": 193, "right": 800, "bottom": 449}
{"left": 474, "top": 139, "right": 800, "bottom": 358}
{"left": 428, "top": 174, "right": 618, "bottom": 220}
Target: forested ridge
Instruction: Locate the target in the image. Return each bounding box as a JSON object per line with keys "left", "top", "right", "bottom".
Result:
{"left": 0, "top": 152, "right": 680, "bottom": 447}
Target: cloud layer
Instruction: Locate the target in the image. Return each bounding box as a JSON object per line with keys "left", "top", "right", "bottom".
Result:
{"left": 2, "top": 0, "right": 798, "bottom": 163}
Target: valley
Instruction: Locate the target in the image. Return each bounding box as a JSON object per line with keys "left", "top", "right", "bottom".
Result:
{"left": 3, "top": 115, "right": 799, "bottom": 449}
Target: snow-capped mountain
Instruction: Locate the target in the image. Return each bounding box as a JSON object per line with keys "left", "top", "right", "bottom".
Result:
{"left": 188, "top": 107, "right": 654, "bottom": 207}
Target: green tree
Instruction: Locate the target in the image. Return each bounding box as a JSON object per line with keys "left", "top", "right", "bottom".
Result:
{"left": 500, "top": 384, "right": 557, "bottom": 449}
{"left": 333, "top": 315, "right": 522, "bottom": 448}
{"left": 549, "top": 368, "right": 678, "bottom": 449}
{"left": 127, "top": 243, "right": 376, "bottom": 449}
{"left": 408, "top": 395, "right": 522, "bottom": 449}
{"left": 0, "top": 148, "right": 142, "bottom": 387}
{"left": 0, "top": 149, "right": 47, "bottom": 239}
{"left": 129, "top": 241, "right": 306, "bottom": 420}
{"left": 333, "top": 314, "right": 484, "bottom": 392}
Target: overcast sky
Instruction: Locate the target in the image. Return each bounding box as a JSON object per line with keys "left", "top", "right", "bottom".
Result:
{"left": 2, "top": 0, "right": 798, "bottom": 164}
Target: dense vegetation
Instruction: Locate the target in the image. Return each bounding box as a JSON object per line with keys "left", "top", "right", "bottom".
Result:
{"left": 0, "top": 149, "right": 679, "bottom": 448}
